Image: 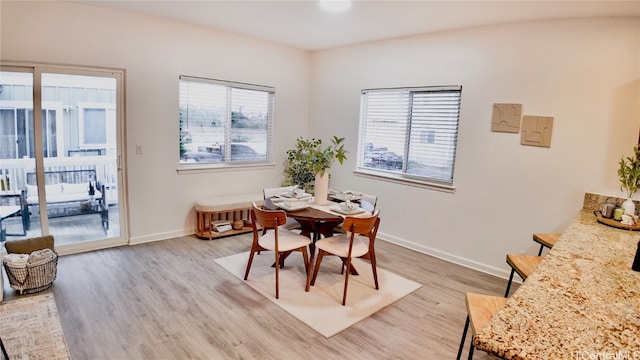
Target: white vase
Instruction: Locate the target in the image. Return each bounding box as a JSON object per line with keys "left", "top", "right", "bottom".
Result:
{"left": 622, "top": 198, "right": 636, "bottom": 216}
{"left": 314, "top": 172, "right": 329, "bottom": 205}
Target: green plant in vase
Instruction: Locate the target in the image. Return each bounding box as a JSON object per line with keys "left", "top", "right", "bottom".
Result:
{"left": 284, "top": 139, "right": 316, "bottom": 190}
{"left": 617, "top": 145, "right": 640, "bottom": 215}
{"left": 284, "top": 136, "right": 347, "bottom": 200}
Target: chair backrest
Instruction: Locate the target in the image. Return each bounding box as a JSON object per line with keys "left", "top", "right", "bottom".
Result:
{"left": 359, "top": 193, "right": 378, "bottom": 212}
{"left": 342, "top": 210, "right": 380, "bottom": 237}
{"left": 263, "top": 186, "right": 297, "bottom": 199}
{"left": 251, "top": 202, "right": 287, "bottom": 229}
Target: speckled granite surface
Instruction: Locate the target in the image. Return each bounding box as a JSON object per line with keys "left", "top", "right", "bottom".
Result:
{"left": 583, "top": 192, "right": 640, "bottom": 213}
{"left": 473, "top": 193, "right": 640, "bottom": 359}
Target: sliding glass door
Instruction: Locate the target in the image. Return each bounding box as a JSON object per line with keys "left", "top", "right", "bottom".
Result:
{"left": 0, "top": 64, "right": 127, "bottom": 254}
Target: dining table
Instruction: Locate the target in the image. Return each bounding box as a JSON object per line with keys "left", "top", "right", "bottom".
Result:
{"left": 280, "top": 205, "right": 344, "bottom": 242}
{"left": 264, "top": 195, "right": 374, "bottom": 283}
{"left": 264, "top": 196, "right": 373, "bottom": 242}
{"left": 473, "top": 192, "right": 640, "bottom": 359}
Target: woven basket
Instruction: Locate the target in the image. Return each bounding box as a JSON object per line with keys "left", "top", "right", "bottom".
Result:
{"left": 3, "top": 254, "right": 58, "bottom": 294}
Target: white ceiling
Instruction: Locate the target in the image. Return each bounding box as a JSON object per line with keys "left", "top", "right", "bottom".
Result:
{"left": 81, "top": 0, "right": 640, "bottom": 51}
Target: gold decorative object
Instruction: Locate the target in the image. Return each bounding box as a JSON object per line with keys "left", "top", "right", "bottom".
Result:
{"left": 232, "top": 220, "right": 244, "bottom": 230}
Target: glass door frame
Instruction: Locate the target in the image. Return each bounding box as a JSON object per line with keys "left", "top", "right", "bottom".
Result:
{"left": 1, "top": 61, "right": 129, "bottom": 254}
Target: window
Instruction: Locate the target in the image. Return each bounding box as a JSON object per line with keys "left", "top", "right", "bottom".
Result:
{"left": 80, "top": 108, "right": 107, "bottom": 145}
{"left": 357, "top": 86, "right": 462, "bottom": 188}
{"left": 0, "top": 103, "right": 62, "bottom": 159}
{"left": 76, "top": 100, "right": 116, "bottom": 152}
{"left": 178, "top": 76, "right": 273, "bottom": 167}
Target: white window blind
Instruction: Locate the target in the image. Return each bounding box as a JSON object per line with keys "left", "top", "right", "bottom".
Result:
{"left": 358, "top": 85, "right": 462, "bottom": 187}
{"left": 179, "top": 75, "right": 274, "bottom": 167}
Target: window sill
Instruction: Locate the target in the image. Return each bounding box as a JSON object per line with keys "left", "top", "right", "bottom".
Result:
{"left": 353, "top": 168, "right": 456, "bottom": 194}
{"left": 177, "top": 162, "right": 275, "bottom": 175}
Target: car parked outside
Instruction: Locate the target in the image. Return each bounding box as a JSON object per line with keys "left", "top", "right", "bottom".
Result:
{"left": 181, "top": 144, "right": 261, "bottom": 163}
{"left": 363, "top": 143, "right": 403, "bottom": 171}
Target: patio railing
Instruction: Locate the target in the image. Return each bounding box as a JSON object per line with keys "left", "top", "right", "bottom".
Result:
{"left": 1, "top": 156, "right": 118, "bottom": 193}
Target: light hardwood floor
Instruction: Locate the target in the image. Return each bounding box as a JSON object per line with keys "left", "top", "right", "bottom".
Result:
{"left": 3, "top": 234, "right": 509, "bottom": 359}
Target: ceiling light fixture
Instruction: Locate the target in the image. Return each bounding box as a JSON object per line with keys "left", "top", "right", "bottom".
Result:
{"left": 318, "top": 0, "right": 352, "bottom": 13}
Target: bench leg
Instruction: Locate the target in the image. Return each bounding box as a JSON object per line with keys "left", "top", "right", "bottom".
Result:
{"left": 101, "top": 208, "right": 109, "bottom": 233}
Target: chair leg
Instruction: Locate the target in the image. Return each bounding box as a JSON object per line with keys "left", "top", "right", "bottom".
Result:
{"left": 504, "top": 268, "right": 515, "bottom": 297}
{"left": 310, "top": 251, "right": 326, "bottom": 286}
{"left": 369, "top": 252, "right": 379, "bottom": 290}
{"left": 456, "top": 315, "right": 470, "bottom": 360}
{"left": 467, "top": 336, "right": 475, "bottom": 360}
{"left": 305, "top": 247, "right": 314, "bottom": 292}
{"left": 537, "top": 244, "right": 544, "bottom": 256}
{"left": 243, "top": 250, "right": 257, "bottom": 280}
{"left": 301, "top": 248, "right": 309, "bottom": 276}
{"left": 275, "top": 251, "right": 280, "bottom": 299}
{"left": 342, "top": 257, "right": 352, "bottom": 306}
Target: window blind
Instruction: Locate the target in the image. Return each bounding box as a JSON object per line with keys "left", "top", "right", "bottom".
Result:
{"left": 358, "top": 86, "right": 462, "bottom": 186}
{"left": 179, "top": 76, "right": 274, "bottom": 166}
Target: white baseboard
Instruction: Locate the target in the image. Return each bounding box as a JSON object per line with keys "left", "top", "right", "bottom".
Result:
{"left": 129, "top": 228, "right": 191, "bottom": 245}
{"left": 377, "top": 230, "right": 513, "bottom": 281}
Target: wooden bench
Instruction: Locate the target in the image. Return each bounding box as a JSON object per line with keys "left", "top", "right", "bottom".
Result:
{"left": 25, "top": 170, "right": 109, "bottom": 233}
{"left": 195, "top": 194, "right": 263, "bottom": 240}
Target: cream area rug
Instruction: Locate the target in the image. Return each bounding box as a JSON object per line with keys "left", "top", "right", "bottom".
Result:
{"left": 0, "top": 293, "right": 72, "bottom": 360}
{"left": 215, "top": 251, "right": 422, "bottom": 338}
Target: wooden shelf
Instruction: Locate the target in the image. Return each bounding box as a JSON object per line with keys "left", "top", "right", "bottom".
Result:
{"left": 196, "top": 225, "right": 257, "bottom": 240}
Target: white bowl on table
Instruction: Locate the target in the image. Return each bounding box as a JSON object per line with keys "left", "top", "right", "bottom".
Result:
{"left": 340, "top": 201, "right": 359, "bottom": 212}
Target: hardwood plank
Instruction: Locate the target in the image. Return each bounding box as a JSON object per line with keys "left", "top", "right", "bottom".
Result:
{"left": 3, "top": 234, "right": 506, "bottom": 359}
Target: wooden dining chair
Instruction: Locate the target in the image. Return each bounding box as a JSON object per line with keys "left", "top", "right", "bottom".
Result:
{"left": 359, "top": 193, "right": 378, "bottom": 212}
{"left": 331, "top": 192, "right": 377, "bottom": 236}
{"left": 262, "top": 186, "right": 302, "bottom": 231}
{"left": 456, "top": 293, "right": 508, "bottom": 360}
{"left": 263, "top": 186, "right": 297, "bottom": 199}
{"left": 309, "top": 210, "right": 381, "bottom": 305}
{"left": 244, "top": 202, "right": 311, "bottom": 299}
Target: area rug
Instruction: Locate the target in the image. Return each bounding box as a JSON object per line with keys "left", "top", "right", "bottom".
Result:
{"left": 215, "top": 251, "right": 422, "bottom": 338}
{"left": 0, "top": 293, "right": 72, "bottom": 360}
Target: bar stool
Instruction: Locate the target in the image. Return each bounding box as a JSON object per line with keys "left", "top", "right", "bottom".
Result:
{"left": 0, "top": 335, "right": 8, "bottom": 360}
{"left": 504, "top": 254, "right": 542, "bottom": 297}
{"left": 456, "top": 293, "right": 508, "bottom": 360}
{"left": 532, "top": 232, "right": 561, "bottom": 256}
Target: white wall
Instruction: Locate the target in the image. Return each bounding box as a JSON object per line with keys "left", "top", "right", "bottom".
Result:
{"left": 310, "top": 17, "right": 640, "bottom": 276}
{"left": 1, "top": 1, "right": 311, "bottom": 243}
{"left": 2, "top": 1, "right": 639, "bottom": 277}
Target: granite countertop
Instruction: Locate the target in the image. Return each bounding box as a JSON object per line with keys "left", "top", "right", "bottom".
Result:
{"left": 473, "top": 195, "right": 640, "bottom": 359}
